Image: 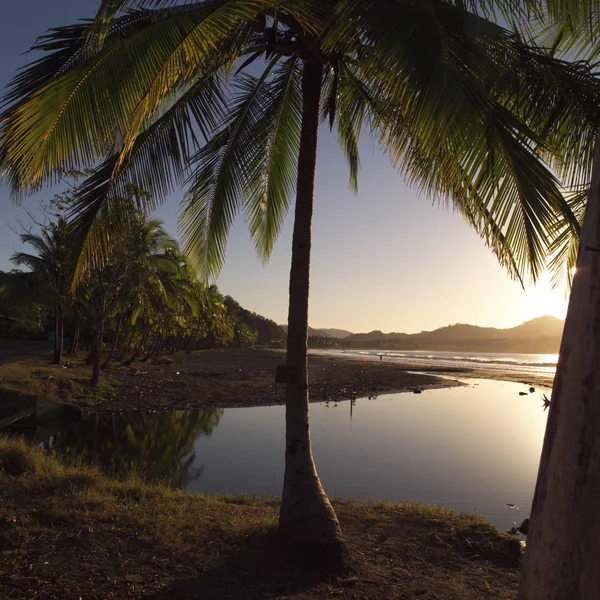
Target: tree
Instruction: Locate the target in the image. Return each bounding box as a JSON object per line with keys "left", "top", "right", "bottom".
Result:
{"left": 512, "top": 3, "right": 600, "bottom": 598}
{"left": 85, "top": 213, "right": 194, "bottom": 386}
{"left": 11, "top": 219, "right": 71, "bottom": 364}
{"left": 1, "top": 0, "right": 598, "bottom": 563}
{"left": 0, "top": 270, "right": 43, "bottom": 339}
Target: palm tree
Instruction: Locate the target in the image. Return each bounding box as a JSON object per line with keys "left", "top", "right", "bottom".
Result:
{"left": 11, "top": 219, "right": 71, "bottom": 364}
{"left": 1, "top": 0, "right": 599, "bottom": 562}
{"left": 85, "top": 213, "right": 190, "bottom": 386}
{"left": 512, "top": 3, "right": 600, "bottom": 598}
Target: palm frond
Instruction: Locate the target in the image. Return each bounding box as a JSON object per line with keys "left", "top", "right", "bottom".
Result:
{"left": 548, "top": 186, "right": 588, "bottom": 289}
{"left": 64, "top": 71, "right": 227, "bottom": 284}
{"left": 180, "top": 57, "right": 280, "bottom": 279}
{"left": 323, "top": 0, "right": 598, "bottom": 281}
{"left": 243, "top": 57, "right": 303, "bottom": 260}
{"left": 0, "top": 2, "right": 256, "bottom": 193}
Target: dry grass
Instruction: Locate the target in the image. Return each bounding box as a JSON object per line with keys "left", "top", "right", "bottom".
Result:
{"left": 0, "top": 353, "right": 119, "bottom": 405}
{"left": 0, "top": 436, "right": 522, "bottom": 599}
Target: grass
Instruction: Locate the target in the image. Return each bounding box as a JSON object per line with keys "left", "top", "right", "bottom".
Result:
{"left": 0, "top": 435, "right": 523, "bottom": 600}
{"left": 0, "top": 353, "right": 120, "bottom": 405}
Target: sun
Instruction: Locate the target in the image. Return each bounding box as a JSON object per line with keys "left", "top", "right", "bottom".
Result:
{"left": 523, "top": 274, "right": 569, "bottom": 320}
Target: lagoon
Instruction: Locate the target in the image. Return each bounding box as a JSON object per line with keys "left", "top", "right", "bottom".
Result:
{"left": 33, "top": 378, "right": 548, "bottom": 532}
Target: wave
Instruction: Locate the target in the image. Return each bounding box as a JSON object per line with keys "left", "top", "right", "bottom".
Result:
{"left": 319, "top": 349, "right": 558, "bottom": 374}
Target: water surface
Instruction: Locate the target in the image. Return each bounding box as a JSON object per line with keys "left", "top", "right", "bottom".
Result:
{"left": 311, "top": 348, "right": 557, "bottom": 378}
{"left": 33, "top": 378, "right": 549, "bottom": 531}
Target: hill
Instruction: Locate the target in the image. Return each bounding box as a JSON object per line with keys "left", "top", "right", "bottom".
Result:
{"left": 318, "top": 328, "right": 354, "bottom": 339}
{"left": 280, "top": 316, "right": 563, "bottom": 353}
{"left": 343, "top": 316, "right": 564, "bottom": 353}
{"left": 280, "top": 325, "right": 333, "bottom": 338}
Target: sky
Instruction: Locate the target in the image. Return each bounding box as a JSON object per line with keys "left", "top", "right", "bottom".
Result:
{"left": 0, "top": 1, "right": 571, "bottom": 334}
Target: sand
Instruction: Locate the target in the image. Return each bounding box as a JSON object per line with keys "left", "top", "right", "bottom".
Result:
{"left": 96, "top": 347, "right": 550, "bottom": 411}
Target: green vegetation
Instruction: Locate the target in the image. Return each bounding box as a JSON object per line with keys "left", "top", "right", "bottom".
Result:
{"left": 0, "top": 436, "right": 521, "bottom": 600}
{"left": 0, "top": 271, "right": 43, "bottom": 340}
{"left": 2, "top": 212, "right": 285, "bottom": 387}
{"left": 0, "top": 353, "right": 118, "bottom": 404}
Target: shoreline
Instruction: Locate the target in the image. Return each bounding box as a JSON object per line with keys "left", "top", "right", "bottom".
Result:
{"left": 0, "top": 346, "right": 554, "bottom": 414}
{"left": 98, "top": 347, "right": 553, "bottom": 411}
{"left": 97, "top": 348, "right": 464, "bottom": 411}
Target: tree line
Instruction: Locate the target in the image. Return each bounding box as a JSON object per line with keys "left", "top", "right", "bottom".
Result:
{"left": 1, "top": 213, "right": 285, "bottom": 386}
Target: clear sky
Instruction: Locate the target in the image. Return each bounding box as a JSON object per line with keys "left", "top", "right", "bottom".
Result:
{"left": 0, "top": 1, "right": 570, "bottom": 334}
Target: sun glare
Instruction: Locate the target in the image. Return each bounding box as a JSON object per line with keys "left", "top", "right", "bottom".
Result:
{"left": 523, "top": 274, "right": 569, "bottom": 321}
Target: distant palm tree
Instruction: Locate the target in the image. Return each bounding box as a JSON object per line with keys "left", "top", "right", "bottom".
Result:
{"left": 11, "top": 219, "right": 71, "bottom": 364}
{"left": 1, "top": 0, "right": 598, "bottom": 563}
{"left": 86, "top": 213, "right": 191, "bottom": 386}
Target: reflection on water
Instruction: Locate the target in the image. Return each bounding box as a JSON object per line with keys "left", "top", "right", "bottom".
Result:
{"left": 20, "top": 378, "right": 549, "bottom": 531}
{"left": 44, "top": 410, "right": 223, "bottom": 488}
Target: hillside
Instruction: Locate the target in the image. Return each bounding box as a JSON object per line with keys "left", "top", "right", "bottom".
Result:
{"left": 318, "top": 328, "right": 354, "bottom": 339}
{"left": 342, "top": 316, "right": 564, "bottom": 353}
{"left": 280, "top": 316, "right": 563, "bottom": 353}
{"left": 280, "top": 325, "right": 333, "bottom": 338}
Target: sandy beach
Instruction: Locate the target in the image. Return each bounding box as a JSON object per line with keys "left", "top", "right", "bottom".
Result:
{"left": 93, "top": 347, "right": 552, "bottom": 411}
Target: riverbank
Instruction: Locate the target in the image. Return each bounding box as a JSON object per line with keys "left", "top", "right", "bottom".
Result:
{"left": 0, "top": 436, "right": 521, "bottom": 599}
{"left": 99, "top": 348, "right": 463, "bottom": 410}
{"left": 0, "top": 346, "right": 552, "bottom": 412}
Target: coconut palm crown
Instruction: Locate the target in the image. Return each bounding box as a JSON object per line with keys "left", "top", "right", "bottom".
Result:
{"left": 2, "top": 0, "right": 600, "bottom": 561}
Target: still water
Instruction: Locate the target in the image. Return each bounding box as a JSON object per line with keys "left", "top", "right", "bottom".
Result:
{"left": 39, "top": 378, "right": 549, "bottom": 532}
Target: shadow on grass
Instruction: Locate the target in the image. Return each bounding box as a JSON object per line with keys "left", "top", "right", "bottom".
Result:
{"left": 146, "top": 529, "right": 347, "bottom": 600}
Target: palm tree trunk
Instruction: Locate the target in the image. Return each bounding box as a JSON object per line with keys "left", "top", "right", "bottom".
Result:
{"left": 91, "top": 316, "right": 104, "bottom": 387}
{"left": 123, "top": 327, "right": 150, "bottom": 367}
{"left": 278, "top": 60, "right": 345, "bottom": 567}
{"left": 102, "top": 314, "right": 123, "bottom": 370}
{"left": 519, "top": 134, "right": 600, "bottom": 599}
{"left": 52, "top": 304, "right": 63, "bottom": 364}
{"left": 118, "top": 330, "right": 134, "bottom": 362}
{"left": 69, "top": 325, "right": 80, "bottom": 355}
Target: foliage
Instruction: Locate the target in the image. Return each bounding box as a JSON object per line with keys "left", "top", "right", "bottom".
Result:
{"left": 224, "top": 295, "right": 285, "bottom": 345}
{"left": 6, "top": 213, "right": 280, "bottom": 384}
{"left": 1, "top": 1, "right": 598, "bottom": 284}
{"left": 48, "top": 409, "right": 224, "bottom": 488}
{"left": 0, "top": 270, "right": 43, "bottom": 338}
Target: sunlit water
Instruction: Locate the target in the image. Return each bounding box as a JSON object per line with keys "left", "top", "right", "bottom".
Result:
{"left": 311, "top": 349, "right": 558, "bottom": 377}
{"left": 29, "top": 378, "right": 549, "bottom": 532}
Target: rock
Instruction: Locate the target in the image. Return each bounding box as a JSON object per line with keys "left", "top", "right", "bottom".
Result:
{"left": 529, "top": 387, "right": 535, "bottom": 393}
{"left": 517, "top": 518, "right": 530, "bottom": 535}
{"left": 519, "top": 392, "right": 528, "bottom": 396}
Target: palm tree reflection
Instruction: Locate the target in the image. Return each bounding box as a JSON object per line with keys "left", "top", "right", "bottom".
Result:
{"left": 51, "top": 409, "right": 223, "bottom": 488}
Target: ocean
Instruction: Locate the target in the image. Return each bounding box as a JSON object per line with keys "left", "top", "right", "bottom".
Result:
{"left": 310, "top": 348, "right": 558, "bottom": 378}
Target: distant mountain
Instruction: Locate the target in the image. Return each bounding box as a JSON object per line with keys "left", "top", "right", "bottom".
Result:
{"left": 318, "top": 328, "right": 354, "bottom": 339}
{"left": 282, "top": 316, "right": 564, "bottom": 353}
{"left": 343, "top": 315, "right": 564, "bottom": 353}
{"left": 280, "top": 325, "right": 331, "bottom": 338}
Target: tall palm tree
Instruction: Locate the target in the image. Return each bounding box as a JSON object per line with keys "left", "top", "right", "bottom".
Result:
{"left": 509, "top": 3, "right": 600, "bottom": 598}
{"left": 2, "top": 0, "right": 599, "bottom": 562}
{"left": 11, "top": 219, "right": 71, "bottom": 364}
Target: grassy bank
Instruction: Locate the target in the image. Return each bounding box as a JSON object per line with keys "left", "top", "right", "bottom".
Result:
{"left": 0, "top": 436, "right": 521, "bottom": 599}
{"left": 0, "top": 352, "right": 120, "bottom": 405}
